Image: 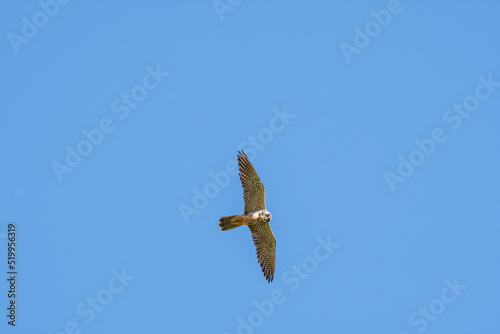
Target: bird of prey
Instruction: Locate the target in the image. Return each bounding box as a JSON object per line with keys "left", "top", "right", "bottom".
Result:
{"left": 219, "top": 150, "right": 276, "bottom": 283}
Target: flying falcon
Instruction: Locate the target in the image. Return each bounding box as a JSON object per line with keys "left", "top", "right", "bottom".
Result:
{"left": 219, "top": 150, "right": 276, "bottom": 283}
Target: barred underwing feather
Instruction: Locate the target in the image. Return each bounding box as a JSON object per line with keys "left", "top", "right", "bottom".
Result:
{"left": 249, "top": 223, "right": 276, "bottom": 283}
{"left": 238, "top": 151, "right": 266, "bottom": 214}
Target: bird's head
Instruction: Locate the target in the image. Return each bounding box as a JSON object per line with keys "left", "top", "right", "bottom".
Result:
{"left": 263, "top": 210, "right": 272, "bottom": 222}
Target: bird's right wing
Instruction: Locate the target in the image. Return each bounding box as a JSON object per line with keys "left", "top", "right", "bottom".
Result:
{"left": 248, "top": 223, "right": 276, "bottom": 283}
{"left": 238, "top": 151, "right": 266, "bottom": 213}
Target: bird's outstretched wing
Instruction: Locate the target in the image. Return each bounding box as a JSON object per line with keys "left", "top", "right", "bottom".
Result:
{"left": 238, "top": 151, "right": 266, "bottom": 213}
{"left": 248, "top": 223, "right": 276, "bottom": 283}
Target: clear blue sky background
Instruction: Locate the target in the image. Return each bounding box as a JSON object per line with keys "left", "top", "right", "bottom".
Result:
{"left": 1, "top": 1, "right": 499, "bottom": 333}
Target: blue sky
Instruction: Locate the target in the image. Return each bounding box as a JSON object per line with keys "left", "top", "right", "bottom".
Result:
{"left": 1, "top": 1, "right": 500, "bottom": 333}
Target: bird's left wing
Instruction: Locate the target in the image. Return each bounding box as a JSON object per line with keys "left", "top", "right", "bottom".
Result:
{"left": 248, "top": 223, "right": 276, "bottom": 283}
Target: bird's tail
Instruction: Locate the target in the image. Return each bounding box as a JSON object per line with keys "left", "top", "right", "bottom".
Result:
{"left": 219, "top": 215, "right": 245, "bottom": 231}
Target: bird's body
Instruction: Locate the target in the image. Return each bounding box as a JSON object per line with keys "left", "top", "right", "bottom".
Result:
{"left": 219, "top": 151, "right": 276, "bottom": 283}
